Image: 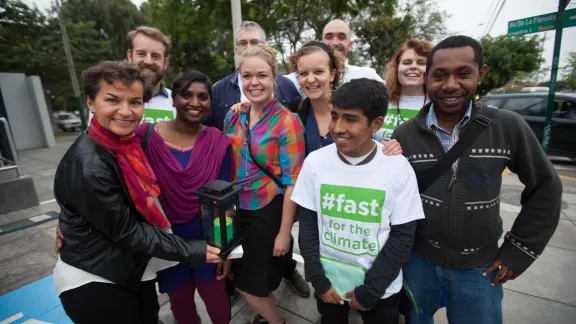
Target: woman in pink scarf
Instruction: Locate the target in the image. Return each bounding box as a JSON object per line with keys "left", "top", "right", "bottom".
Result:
{"left": 136, "top": 71, "right": 232, "bottom": 324}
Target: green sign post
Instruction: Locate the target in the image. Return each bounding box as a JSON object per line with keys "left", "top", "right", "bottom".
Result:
{"left": 508, "top": 0, "right": 572, "bottom": 152}
{"left": 508, "top": 8, "right": 576, "bottom": 37}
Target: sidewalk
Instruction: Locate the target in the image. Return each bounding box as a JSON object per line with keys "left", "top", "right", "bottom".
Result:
{"left": 1, "top": 136, "right": 575, "bottom": 324}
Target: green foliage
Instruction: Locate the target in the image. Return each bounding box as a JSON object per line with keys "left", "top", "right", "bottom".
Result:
{"left": 354, "top": 0, "right": 448, "bottom": 75}
{"left": 480, "top": 35, "right": 542, "bottom": 94}
{"left": 143, "top": 0, "right": 234, "bottom": 84}
{"left": 355, "top": 14, "right": 414, "bottom": 75}
{"left": 60, "top": 0, "right": 146, "bottom": 59}
{"left": 538, "top": 80, "right": 571, "bottom": 91}
{"left": 563, "top": 50, "right": 576, "bottom": 90}
{"left": 0, "top": 0, "right": 112, "bottom": 112}
{"left": 1, "top": 0, "right": 452, "bottom": 108}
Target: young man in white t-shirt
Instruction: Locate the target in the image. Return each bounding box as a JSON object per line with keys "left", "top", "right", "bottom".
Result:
{"left": 291, "top": 78, "right": 424, "bottom": 324}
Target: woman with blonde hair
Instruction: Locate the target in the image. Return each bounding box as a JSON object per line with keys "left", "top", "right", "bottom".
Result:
{"left": 374, "top": 39, "right": 434, "bottom": 142}
{"left": 224, "top": 44, "right": 305, "bottom": 324}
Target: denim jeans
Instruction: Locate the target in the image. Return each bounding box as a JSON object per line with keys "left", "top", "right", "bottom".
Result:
{"left": 404, "top": 252, "right": 503, "bottom": 324}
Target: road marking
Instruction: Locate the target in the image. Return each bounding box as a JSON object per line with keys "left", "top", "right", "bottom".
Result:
{"left": 29, "top": 214, "right": 51, "bottom": 222}
{"left": 22, "top": 320, "right": 52, "bottom": 324}
{"left": 0, "top": 312, "right": 23, "bottom": 324}
{"left": 559, "top": 175, "right": 576, "bottom": 181}
{"left": 39, "top": 199, "right": 56, "bottom": 205}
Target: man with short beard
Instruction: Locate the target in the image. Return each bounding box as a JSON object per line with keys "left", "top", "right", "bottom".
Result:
{"left": 286, "top": 19, "right": 384, "bottom": 95}
{"left": 88, "top": 26, "right": 174, "bottom": 124}
{"left": 393, "top": 35, "right": 562, "bottom": 324}
{"left": 126, "top": 26, "right": 174, "bottom": 123}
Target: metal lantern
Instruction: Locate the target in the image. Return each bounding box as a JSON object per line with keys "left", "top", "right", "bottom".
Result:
{"left": 193, "top": 180, "right": 243, "bottom": 259}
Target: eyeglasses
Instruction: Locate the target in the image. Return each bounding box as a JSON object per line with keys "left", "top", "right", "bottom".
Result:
{"left": 237, "top": 39, "right": 263, "bottom": 48}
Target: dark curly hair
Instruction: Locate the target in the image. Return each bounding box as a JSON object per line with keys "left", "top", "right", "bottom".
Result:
{"left": 426, "top": 35, "right": 484, "bottom": 74}
{"left": 81, "top": 61, "right": 152, "bottom": 103}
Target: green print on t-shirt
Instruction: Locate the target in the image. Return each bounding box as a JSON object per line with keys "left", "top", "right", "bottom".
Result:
{"left": 320, "top": 184, "right": 386, "bottom": 257}
{"left": 142, "top": 108, "right": 174, "bottom": 124}
{"left": 379, "top": 108, "right": 420, "bottom": 140}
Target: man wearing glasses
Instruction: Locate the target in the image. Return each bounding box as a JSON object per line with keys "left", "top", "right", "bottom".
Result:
{"left": 204, "top": 21, "right": 300, "bottom": 131}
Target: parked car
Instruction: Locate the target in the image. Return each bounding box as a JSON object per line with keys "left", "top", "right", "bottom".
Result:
{"left": 480, "top": 93, "right": 576, "bottom": 158}
{"left": 520, "top": 86, "right": 549, "bottom": 93}
{"left": 55, "top": 113, "right": 82, "bottom": 132}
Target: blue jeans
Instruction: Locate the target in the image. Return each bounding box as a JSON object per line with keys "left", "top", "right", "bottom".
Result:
{"left": 404, "top": 252, "right": 503, "bottom": 324}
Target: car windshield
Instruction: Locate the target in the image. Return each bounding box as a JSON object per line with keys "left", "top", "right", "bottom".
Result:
{"left": 58, "top": 115, "right": 72, "bottom": 120}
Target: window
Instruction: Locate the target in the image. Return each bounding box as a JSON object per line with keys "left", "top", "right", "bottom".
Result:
{"left": 481, "top": 98, "right": 504, "bottom": 109}
{"left": 501, "top": 97, "right": 545, "bottom": 117}
{"left": 554, "top": 100, "right": 576, "bottom": 120}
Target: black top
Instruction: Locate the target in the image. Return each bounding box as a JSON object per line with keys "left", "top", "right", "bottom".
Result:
{"left": 298, "top": 207, "right": 416, "bottom": 309}
{"left": 54, "top": 133, "right": 206, "bottom": 290}
{"left": 392, "top": 101, "right": 562, "bottom": 274}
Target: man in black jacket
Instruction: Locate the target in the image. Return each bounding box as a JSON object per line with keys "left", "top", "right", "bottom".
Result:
{"left": 392, "top": 35, "right": 562, "bottom": 324}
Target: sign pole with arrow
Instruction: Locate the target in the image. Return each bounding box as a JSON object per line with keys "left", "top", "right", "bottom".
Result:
{"left": 542, "top": 0, "right": 569, "bottom": 152}
{"left": 508, "top": 0, "right": 575, "bottom": 152}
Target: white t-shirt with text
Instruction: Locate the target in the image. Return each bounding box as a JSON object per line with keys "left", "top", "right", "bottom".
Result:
{"left": 374, "top": 95, "right": 427, "bottom": 142}
{"left": 291, "top": 141, "right": 425, "bottom": 299}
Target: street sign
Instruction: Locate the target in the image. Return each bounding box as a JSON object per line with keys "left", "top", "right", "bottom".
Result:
{"left": 507, "top": 8, "right": 576, "bottom": 36}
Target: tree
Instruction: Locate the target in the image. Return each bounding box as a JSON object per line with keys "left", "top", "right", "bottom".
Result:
{"left": 355, "top": 14, "right": 414, "bottom": 74}
{"left": 60, "top": 0, "right": 146, "bottom": 59}
{"left": 409, "top": 0, "right": 448, "bottom": 42}
{"left": 537, "top": 80, "right": 571, "bottom": 91}
{"left": 354, "top": 0, "right": 448, "bottom": 75}
{"left": 563, "top": 50, "right": 576, "bottom": 90}
{"left": 238, "top": 0, "right": 397, "bottom": 70}
{"left": 479, "top": 35, "right": 542, "bottom": 94}
{"left": 143, "top": 0, "right": 235, "bottom": 84}
{"left": 1, "top": 0, "right": 112, "bottom": 112}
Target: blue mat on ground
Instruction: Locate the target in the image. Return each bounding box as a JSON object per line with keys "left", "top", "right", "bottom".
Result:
{"left": 0, "top": 275, "right": 72, "bottom": 324}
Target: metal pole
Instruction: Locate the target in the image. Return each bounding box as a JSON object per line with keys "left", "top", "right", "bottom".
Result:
{"left": 542, "top": 0, "right": 569, "bottom": 152}
{"left": 535, "top": 32, "right": 546, "bottom": 84}
{"left": 0, "top": 117, "right": 21, "bottom": 177}
{"left": 231, "top": 0, "right": 242, "bottom": 46}
{"left": 55, "top": 0, "right": 87, "bottom": 129}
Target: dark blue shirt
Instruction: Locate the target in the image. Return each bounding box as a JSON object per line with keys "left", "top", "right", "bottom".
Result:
{"left": 203, "top": 70, "right": 300, "bottom": 131}
{"left": 305, "top": 107, "right": 334, "bottom": 156}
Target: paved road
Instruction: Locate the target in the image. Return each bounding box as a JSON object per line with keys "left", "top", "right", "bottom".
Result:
{"left": 1, "top": 136, "right": 575, "bottom": 323}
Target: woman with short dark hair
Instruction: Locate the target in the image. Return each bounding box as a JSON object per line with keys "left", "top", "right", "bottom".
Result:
{"left": 53, "top": 61, "right": 221, "bottom": 323}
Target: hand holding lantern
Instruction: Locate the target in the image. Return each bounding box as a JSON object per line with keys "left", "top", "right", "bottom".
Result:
{"left": 193, "top": 180, "right": 243, "bottom": 260}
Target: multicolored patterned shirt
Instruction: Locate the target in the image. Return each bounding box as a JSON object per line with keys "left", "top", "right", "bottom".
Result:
{"left": 224, "top": 98, "right": 305, "bottom": 210}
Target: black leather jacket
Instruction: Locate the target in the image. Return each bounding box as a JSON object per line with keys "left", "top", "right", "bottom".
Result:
{"left": 54, "top": 133, "right": 206, "bottom": 290}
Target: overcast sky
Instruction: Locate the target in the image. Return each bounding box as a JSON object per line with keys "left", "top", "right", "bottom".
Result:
{"left": 23, "top": 0, "right": 576, "bottom": 77}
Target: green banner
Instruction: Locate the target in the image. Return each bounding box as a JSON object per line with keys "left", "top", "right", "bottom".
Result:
{"left": 319, "top": 184, "right": 385, "bottom": 223}
{"left": 141, "top": 108, "right": 175, "bottom": 124}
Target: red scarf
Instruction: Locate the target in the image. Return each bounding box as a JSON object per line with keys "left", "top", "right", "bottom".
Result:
{"left": 88, "top": 118, "right": 171, "bottom": 229}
